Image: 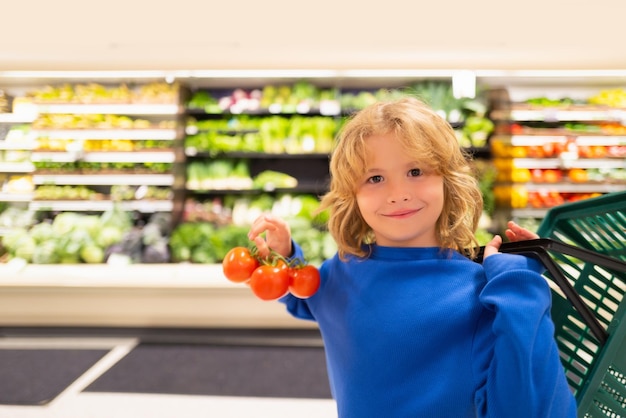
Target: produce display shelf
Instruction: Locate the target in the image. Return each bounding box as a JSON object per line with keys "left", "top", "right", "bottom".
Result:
{"left": 523, "top": 183, "right": 626, "bottom": 193}
{"left": 16, "top": 103, "right": 182, "bottom": 116}
{"left": 33, "top": 174, "right": 175, "bottom": 186}
{"left": 31, "top": 151, "right": 176, "bottom": 164}
{"left": 0, "top": 141, "right": 35, "bottom": 151}
{"left": 491, "top": 109, "right": 626, "bottom": 122}
{"left": 0, "top": 262, "right": 229, "bottom": 288}
{"left": 187, "top": 182, "right": 329, "bottom": 195}
{"left": 495, "top": 135, "right": 626, "bottom": 147}
{"left": 29, "top": 199, "right": 173, "bottom": 212}
{"left": 0, "top": 113, "right": 37, "bottom": 124}
{"left": 508, "top": 158, "right": 626, "bottom": 170}
{"left": 576, "top": 136, "right": 626, "bottom": 145}
{"left": 30, "top": 129, "right": 178, "bottom": 140}
{"left": 0, "top": 192, "right": 34, "bottom": 202}
{"left": 510, "top": 208, "right": 549, "bottom": 218}
{"left": 0, "top": 262, "right": 310, "bottom": 329}
{"left": 0, "top": 162, "right": 34, "bottom": 173}
{"left": 501, "top": 135, "right": 570, "bottom": 145}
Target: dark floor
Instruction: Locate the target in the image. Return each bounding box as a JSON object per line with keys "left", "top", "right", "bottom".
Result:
{"left": 0, "top": 327, "right": 336, "bottom": 418}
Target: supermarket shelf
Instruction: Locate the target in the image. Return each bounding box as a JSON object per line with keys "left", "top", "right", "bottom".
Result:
{"left": 31, "top": 129, "right": 178, "bottom": 140}
{"left": 0, "top": 262, "right": 312, "bottom": 329}
{"left": 0, "top": 141, "right": 35, "bottom": 150}
{"left": 84, "top": 151, "right": 176, "bottom": 163}
{"left": 576, "top": 136, "right": 626, "bottom": 146}
{"left": 0, "top": 192, "right": 34, "bottom": 202}
{"left": 29, "top": 199, "right": 173, "bottom": 212}
{"left": 522, "top": 183, "right": 626, "bottom": 193}
{"left": 491, "top": 108, "right": 626, "bottom": 122}
{"left": 509, "top": 158, "right": 626, "bottom": 169}
{"left": 494, "top": 135, "right": 626, "bottom": 146}
{"left": 499, "top": 135, "right": 569, "bottom": 146}
{"left": 186, "top": 150, "right": 331, "bottom": 159}
{"left": 0, "top": 113, "right": 37, "bottom": 124}
{"left": 31, "top": 151, "right": 176, "bottom": 163}
{"left": 33, "top": 173, "right": 175, "bottom": 186}
{"left": 510, "top": 208, "right": 549, "bottom": 218}
{"left": 15, "top": 103, "right": 183, "bottom": 116}
{"left": 0, "top": 162, "right": 34, "bottom": 172}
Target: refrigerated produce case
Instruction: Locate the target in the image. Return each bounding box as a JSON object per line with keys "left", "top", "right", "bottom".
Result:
{"left": 1, "top": 71, "right": 626, "bottom": 332}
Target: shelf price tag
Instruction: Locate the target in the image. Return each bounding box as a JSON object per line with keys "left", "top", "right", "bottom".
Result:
{"left": 558, "top": 139, "right": 579, "bottom": 169}
{"left": 609, "top": 110, "right": 626, "bottom": 124}
{"left": 320, "top": 100, "right": 340, "bottom": 116}
{"left": 296, "top": 102, "right": 311, "bottom": 114}
{"left": 269, "top": 104, "right": 282, "bottom": 114}
{"left": 542, "top": 108, "right": 559, "bottom": 122}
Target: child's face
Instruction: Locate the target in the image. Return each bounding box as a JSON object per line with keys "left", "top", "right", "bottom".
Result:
{"left": 355, "top": 133, "right": 444, "bottom": 248}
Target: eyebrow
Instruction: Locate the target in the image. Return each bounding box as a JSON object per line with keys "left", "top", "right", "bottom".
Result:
{"left": 365, "top": 161, "right": 425, "bottom": 171}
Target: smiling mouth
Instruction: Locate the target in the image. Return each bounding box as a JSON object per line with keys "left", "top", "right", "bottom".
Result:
{"left": 384, "top": 209, "right": 419, "bottom": 218}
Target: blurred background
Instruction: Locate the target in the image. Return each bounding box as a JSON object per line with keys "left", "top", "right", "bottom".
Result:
{"left": 0, "top": 1, "right": 625, "bottom": 416}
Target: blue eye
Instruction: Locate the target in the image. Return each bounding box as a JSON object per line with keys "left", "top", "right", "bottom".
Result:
{"left": 368, "top": 175, "right": 383, "bottom": 184}
{"left": 409, "top": 168, "right": 423, "bottom": 177}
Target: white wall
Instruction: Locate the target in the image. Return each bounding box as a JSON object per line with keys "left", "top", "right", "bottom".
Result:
{"left": 3, "top": 0, "right": 626, "bottom": 71}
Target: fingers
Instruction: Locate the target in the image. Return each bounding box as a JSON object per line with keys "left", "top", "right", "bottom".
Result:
{"left": 483, "top": 234, "right": 503, "bottom": 259}
{"left": 251, "top": 235, "right": 271, "bottom": 258}
{"left": 505, "top": 221, "right": 539, "bottom": 242}
{"left": 247, "top": 214, "right": 292, "bottom": 258}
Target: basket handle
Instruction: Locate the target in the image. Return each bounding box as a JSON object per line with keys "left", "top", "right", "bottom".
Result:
{"left": 474, "top": 238, "right": 626, "bottom": 344}
{"left": 493, "top": 238, "right": 626, "bottom": 274}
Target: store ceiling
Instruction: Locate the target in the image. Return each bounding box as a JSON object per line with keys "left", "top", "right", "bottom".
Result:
{"left": 3, "top": 0, "right": 626, "bottom": 72}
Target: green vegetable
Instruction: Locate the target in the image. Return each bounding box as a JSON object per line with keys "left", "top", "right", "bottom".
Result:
{"left": 1, "top": 205, "right": 132, "bottom": 265}
{"left": 14, "top": 234, "right": 36, "bottom": 262}
{"left": 252, "top": 170, "right": 298, "bottom": 190}
{"left": 97, "top": 226, "right": 125, "bottom": 248}
{"left": 169, "top": 222, "right": 250, "bottom": 264}
{"left": 100, "top": 204, "right": 133, "bottom": 231}
{"left": 1, "top": 228, "right": 30, "bottom": 253}
{"left": 51, "top": 212, "right": 83, "bottom": 236}
{"left": 81, "top": 244, "right": 105, "bottom": 264}
{"left": 32, "top": 240, "right": 61, "bottom": 264}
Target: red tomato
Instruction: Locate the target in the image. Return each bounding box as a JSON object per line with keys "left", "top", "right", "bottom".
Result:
{"left": 222, "top": 247, "right": 259, "bottom": 283}
{"left": 249, "top": 265, "right": 290, "bottom": 301}
{"left": 289, "top": 265, "right": 321, "bottom": 299}
{"left": 274, "top": 258, "right": 289, "bottom": 270}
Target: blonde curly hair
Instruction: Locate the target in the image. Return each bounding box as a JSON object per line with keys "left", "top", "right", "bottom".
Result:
{"left": 318, "top": 97, "right": 483, "bottom": 260}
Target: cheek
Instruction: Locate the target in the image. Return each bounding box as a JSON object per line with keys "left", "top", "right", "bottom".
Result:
{"left": 355, "top": 190, "right": 377, "bottom": 219}
{"left": 422, "top": 178, "right": 445, "bottom": 205}
{"left": 434, "top": 183, "right": 446, "bottom": 212}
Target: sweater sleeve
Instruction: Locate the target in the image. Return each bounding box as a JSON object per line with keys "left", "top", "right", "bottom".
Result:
{"left": 473, "top": 253, "right": 577, "bottom": 418}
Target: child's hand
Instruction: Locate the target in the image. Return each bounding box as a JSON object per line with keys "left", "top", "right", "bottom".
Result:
{"left": 504, "top": 221, "right": 539, "bottom": 242}
{"left": 483, "top": 221, "right": 539, "bottom": 259}
{"left": 248, "top": 214, "right": 293, "bottom": 259}
{"left": 483, "top": 234, "right": 503, "bottom": 259}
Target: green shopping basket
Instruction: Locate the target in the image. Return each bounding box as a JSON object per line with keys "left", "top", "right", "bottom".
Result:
{"left": 537, "top": 191, "right": 626, "bottom": 262}
{"left": 493, "top": 190, "right": 626, "bottom": 417}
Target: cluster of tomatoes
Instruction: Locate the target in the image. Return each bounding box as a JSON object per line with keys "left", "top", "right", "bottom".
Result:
{"left": 222, "top": 246, "right": 321, "bottom": 301}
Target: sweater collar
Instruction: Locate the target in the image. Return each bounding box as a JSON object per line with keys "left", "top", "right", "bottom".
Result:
{"left": 368, "top": 245, "right": 459, "bottom": 261}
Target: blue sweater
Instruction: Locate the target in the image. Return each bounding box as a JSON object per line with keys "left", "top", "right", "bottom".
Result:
{"left": 282, "top": 245, "right": 577, "bottom": 418}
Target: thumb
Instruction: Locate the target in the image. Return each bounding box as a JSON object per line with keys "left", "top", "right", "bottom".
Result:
{"left": 483, "top": 235, "right": 503, "bottom": 259}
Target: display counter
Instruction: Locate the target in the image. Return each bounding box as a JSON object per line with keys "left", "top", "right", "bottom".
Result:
{"left": 0, "top": 262, "right": 314, "bottom": 329}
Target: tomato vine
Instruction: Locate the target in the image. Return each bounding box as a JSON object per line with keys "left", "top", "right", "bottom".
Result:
{"left": 222, "top": 245, "right": 320, "bottom": 300}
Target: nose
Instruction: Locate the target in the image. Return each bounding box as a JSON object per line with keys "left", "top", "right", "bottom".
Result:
{"left": 389, "top": 195, "right": 410, "bottom": 203}
{"left": 388, "top": 186, "right": 411, "bottom": 203}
